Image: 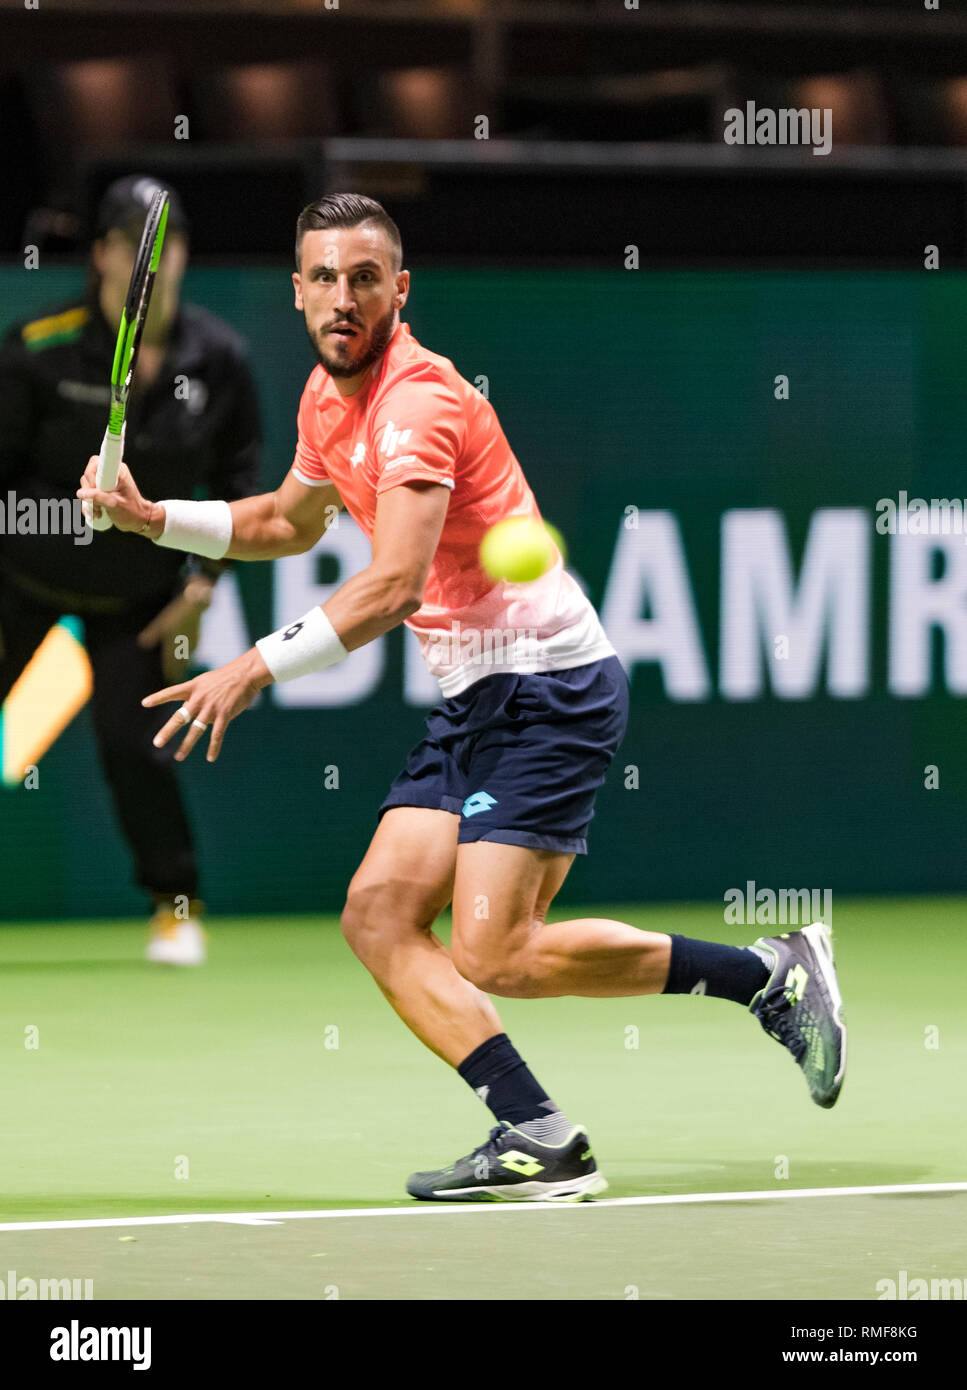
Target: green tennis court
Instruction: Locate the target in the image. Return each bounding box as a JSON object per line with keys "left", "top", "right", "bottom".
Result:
{"left": 2, "top": 896, "right": 964, "bottom": 1299}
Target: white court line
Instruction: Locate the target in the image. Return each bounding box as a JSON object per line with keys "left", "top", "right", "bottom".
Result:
{"left": 214, "top": 1217, "right": 284, "bottom": 1226}
{"left": 0, "top": 1181, "right": 965, "bottom": 1233}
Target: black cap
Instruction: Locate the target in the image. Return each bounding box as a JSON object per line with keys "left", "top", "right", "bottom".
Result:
{"left": 94, "top": 174, "right": 188, "bottom": 241}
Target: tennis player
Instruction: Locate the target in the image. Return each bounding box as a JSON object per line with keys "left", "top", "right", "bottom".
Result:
{"left": 78, "top": 194, "right": 846, "bottom": 1201}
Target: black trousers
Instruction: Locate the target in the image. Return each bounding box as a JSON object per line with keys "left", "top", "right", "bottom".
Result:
{"left": 0, "top": 574, "right": 199, "bottom": 901}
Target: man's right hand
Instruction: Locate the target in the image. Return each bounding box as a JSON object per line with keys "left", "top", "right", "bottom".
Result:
{"left": 77, "top": 457, "right": 162, "bottom": 536}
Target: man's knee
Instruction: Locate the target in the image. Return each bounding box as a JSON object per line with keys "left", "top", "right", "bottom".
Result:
{"left": 340, "top": 880, "right": 436, "bottom": 967}
{"left": 450, "top": 934, "right": 544, "bottom": 999}
{"left": 340, "top": 888, "right": 375, "bottom": 960}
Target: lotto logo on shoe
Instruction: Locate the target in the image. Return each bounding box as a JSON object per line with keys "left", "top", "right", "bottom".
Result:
{"left": 499, "top": 1152, "right": 545, "bottom": 1176}
{"left": 462, "top": 791, "right": 497, "bottom": 817}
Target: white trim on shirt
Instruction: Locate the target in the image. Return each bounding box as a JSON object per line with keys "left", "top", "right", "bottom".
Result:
{"left": 291, "top": 466, "right": 332, "bottom": 487}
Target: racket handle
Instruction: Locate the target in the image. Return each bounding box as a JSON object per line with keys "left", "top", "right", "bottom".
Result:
{"left": 84, "top": 425, "right": 125, "bottom": 533}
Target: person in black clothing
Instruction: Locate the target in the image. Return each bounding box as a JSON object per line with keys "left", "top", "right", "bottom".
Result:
{"left": 0, "top": 175, "right": 262, "bottom": 963}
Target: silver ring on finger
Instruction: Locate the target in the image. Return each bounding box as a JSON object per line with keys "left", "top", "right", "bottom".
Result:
{"left": 191, "top": 719, "right": 208, "bottom": 732}
{"left": 175, "top": 705, "right": 192, "bottom": 726}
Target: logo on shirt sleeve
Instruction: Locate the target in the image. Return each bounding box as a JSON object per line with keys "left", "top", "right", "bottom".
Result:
{"left": 380, "top": 421, "right": 413, "bottom": 458}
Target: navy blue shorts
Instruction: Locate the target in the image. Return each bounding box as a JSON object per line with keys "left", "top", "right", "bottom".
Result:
{"left": 377, "top": 655, "right": 630, "bottom": 855}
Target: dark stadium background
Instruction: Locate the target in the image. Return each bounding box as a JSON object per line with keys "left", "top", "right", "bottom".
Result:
{"left": 3, "top": 0, "right": 967, "bottom": 917}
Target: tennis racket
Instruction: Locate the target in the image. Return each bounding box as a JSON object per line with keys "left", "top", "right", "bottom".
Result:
{"left": 84, "top": 189, "right": 170, "bottom": 532}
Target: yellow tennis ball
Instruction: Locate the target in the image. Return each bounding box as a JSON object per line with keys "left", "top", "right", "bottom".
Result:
{"left": 544, "top": 522, "right": 567, "bottom": 566}
{"left": 479, "top": 517, "right": 561, "bottom": 583}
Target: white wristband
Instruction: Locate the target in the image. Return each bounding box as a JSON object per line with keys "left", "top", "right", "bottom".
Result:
{"left": 255, "top": 606, "right": 349, "bottom": 682}
{"left": 153, "top": 499, "right": 234, "bottom": 559}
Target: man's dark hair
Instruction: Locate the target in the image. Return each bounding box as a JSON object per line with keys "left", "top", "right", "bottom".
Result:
{"left": 295, "top": 193, "right": 403, "bottom": 273}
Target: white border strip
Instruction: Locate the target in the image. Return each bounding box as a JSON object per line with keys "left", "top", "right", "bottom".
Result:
{"left": 1, "top": 1181, "right": 965, "bottom": 1232}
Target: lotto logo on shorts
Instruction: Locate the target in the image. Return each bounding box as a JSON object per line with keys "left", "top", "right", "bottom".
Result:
{"left": 462, "top": 791, "right": 497, "bottom": 817}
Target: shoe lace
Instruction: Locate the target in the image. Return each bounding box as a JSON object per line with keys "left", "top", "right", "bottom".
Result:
{"left": 756, "top": 984, "right": 807, "bottom": 1062}
{"left": 462, "top": 1124, "right": 510, "bottom": 1164}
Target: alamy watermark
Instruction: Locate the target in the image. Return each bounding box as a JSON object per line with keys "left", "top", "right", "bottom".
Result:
{"left": 724, "top": 102, "right": 831, "bottom": 157}
{"left": 0, "top": 1269, "right": 94, "bottom": 1300}
{"left": 724, "top": 881, "right": 831, "bottom": 926}
{"left": 426, "top": 621, "right": 540, "bottom": 669}
{"left": 0, "top": 491, "right": 93, "bottom": 547}
{"left": 876, "top": 492, "right": 967, "bottom": 541}
{"left": 877, "top": 1270, "right": 965, "bottom": 1300}
{"left": 50, "top": 1320, "right": 150, "bottom": 1370}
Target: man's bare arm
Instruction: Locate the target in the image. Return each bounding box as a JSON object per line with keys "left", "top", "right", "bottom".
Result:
{"left": 141, "top": 479, "right": 451, "bottom": 763}
{"left": 323, "top": 479, "right": 450, "bottom": 648}
{"left": 78, "top": 457, "right": 341, "bottom": 559}
{"left": 222, "top": 471, "right": 342, "bottom": 560}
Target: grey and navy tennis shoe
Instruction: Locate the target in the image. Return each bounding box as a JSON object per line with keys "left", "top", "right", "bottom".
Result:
{"left": 749, "top": 922, "right": 846, "bottom": 1108}
{"left": 406, "top": 1121, "right": 607, "bottom": 1202}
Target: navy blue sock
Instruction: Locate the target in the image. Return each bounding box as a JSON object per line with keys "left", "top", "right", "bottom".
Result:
{"left": 457, "top": 1033, "right": 558, "bottom": 1126}
{"left": 663, "top": 934, "right": 770, "bottom": 1006}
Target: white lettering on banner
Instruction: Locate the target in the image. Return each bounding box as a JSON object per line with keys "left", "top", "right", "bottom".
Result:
{"left": 258, "top": 508, "right": 966, "bottom": 706}
{"left": 600, "top": 512, "right": 711, "bottom": 699}
{"left": 889, "top": 530, "right": 967, "bottom": 696}
{"left": 272, "top": 519, "right": 385, "bottom": 707}
{"left": 719, "top": 509, "right": 869, "bottom": 699}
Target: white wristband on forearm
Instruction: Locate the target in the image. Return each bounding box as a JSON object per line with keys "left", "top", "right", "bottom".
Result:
{"left": 255, "top": 606, "right": 349, "bottom": 682}
{"left": 153, "top": 499, "right": 234, "bottom": 559}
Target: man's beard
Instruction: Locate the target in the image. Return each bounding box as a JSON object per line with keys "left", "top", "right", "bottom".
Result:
{"left": 307, "top": 306, "right": 397, "bottom": 379}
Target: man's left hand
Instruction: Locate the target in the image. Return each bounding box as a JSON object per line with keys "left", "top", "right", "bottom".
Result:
{"left": 143, "top": 648, "right": 273, "bottom": 763}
